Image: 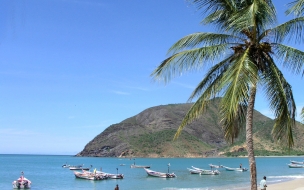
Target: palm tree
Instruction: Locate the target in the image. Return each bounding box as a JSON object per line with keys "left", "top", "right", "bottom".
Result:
{"left": 151, "top": 0, "right": 304, "bottom": 189}
{"left": 286, "top": 0, "right": 304, "bottom": 123}
{"left": 286, "top": 0, "right": 304, "bottom": 16}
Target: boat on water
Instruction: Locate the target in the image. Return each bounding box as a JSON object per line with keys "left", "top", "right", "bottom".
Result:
{"left": 97, "top": 172, "right": 124, "bottom": 179}
{"left": 74, "top": 170, "right": 108, "bottom": 180}
{"left": 12, "top": 172, "right": 31, "bottom": 189}
{"left": 69, "top": 164, "right": 91, "bottom": 170}
{"left": 290, "top": 160, "right": 304, "bottom": 165}
{"left": 144, "top": 168, "right": 176, "bottom": 178}
{"left": 288, "top": 163, "right": 304, "bottom": 168}
{"left": 190, "top": 166, "right": 220, "bottom": 175}
{"left": 222, "top": 166, "right": 248, "bottom": 172}
{"left": 95, "top": 168, "right": 124, "bottom": 179}
{"left": 62, "top": 163, "right": 70, "bottom": 168}
{"left": 130, "top": 164, "right": 150, "bottom": 168}
{"left": 187, "top": 168, "right": 202, "bottom": 174}
{"left": 209, "top": 164, "right": 223, "bottom": 168}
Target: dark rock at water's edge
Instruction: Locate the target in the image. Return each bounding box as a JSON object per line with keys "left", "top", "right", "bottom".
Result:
{"left": 76, "top": 98, "right": 304, "bottom": 158}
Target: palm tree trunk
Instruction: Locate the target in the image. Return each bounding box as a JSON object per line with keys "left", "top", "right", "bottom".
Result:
{"left": 246, "top": 86, "right": 257, "bottom": 190}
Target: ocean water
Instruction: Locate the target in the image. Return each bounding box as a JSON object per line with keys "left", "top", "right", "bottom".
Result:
{"left": 1, "top": 154, "right": 304, "bottom": 190}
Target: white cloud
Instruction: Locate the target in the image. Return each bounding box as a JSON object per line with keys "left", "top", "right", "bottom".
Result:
{"left": 111, "top": 90, "right": 130, "bottom": 95}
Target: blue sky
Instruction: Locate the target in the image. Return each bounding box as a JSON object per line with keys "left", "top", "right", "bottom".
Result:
{"left": 1, "top": 0, "right": 303, "bottom": 155}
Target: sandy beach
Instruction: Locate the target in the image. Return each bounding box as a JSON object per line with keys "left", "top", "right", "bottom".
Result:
{"left": 266, "top": 178, "right": 304, "bottom": 190}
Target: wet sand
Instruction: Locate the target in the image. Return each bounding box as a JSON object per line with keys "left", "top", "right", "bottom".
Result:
{"left": 266, "top": 178, "right": 304, "bottom": 190}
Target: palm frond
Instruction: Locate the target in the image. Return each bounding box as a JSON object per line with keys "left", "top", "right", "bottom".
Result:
{"left": 187, "top": 56, "right": 234, "bottom": 101}
{"left": 188, "top": 0, "right": 237, "bottom": 28}
{"left": 269, "top": 17, "right": 304, "bottom": 44}
{"left": 173, "top": 56, "right": 235, "bottom": 139}
{"left": 272, "top": 43, "right": 304, "bottom": 75}
{"left": 286, "top": 0, "right": 304, "bottom": 16}
{"left": 301, "top": 107, "right": 304, "bottom": 123}
{"left": 227, "top": 0, "right": 276, "bottom": 35}
{"left": 220, "top": 48, "right": 258, "bottom": 142}
{"left": 167, "top": 32, "right": 243, "bottom": 55}
{"left": 261, "top": 54, "right": 296, "bottom": 148}
{"left": 151, "top": 44, "right": 229, "bottom": 83}
{"left": 221, "top": 103, "right": 247, "bottom": 143}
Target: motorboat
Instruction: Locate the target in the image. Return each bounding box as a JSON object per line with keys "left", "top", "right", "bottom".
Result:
{"left": 130, "top": 164, "right": 150, "bottom": 168}
{"left": 69, "top": 164, "right": 91, "bottom": 170}
{"left": 288, "top": 163, "right": 304, "bottom": 168}
{"left": 95, "top": 168, "right": 124, "bottom": 179}
{"left": 144, "top": 168, "right": 176, "bottom": 178}
{"left": 62, "top": 163, "right": 70, "bottom": 168}
{"left": 209, "top": 163, "right": 223, "bottom": 168}
{"left": 222, "top": 166, "right": 248, "bottom": 172}
{"left": 12, "top": 172, "right": 31, "bottom": 189}
{"left": 290, "top": 160, "right": 304, "bottom": 165}
{"left": 190, "top": 166, "right": 220, "bottom": 175}
{"left": 74, "top": 170, "right": 108, "bottom": 180}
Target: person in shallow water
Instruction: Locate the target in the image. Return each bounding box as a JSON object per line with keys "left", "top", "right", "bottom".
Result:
{"left": 239, "top": 163, "right": 242, "bottom": 168}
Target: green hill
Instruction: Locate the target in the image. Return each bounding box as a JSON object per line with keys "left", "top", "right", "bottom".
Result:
{"left": 76, "top": 98, "right": 304, "bottom": 157}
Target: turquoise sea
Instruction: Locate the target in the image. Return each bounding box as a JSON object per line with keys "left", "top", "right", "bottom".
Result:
{"left": 1, "top": 154, "right": 304, "bottom": 190}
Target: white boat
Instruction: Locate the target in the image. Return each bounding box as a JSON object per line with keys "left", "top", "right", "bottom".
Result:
{"left": 222, "top": 166, "right": 248, "bottom": 172}
{"left": 62, "top": 163, "right": 70, "bottom": 168}
{"left": 95, "top": 170, "right": 124, "bottom": 179}
{"left": 209, "top": 164, "right": 223, "bottom": 168}
{"left": 12, "top": 172, "right": 31, "bottom": 189}
{"left": 74, "top": 170, "right": 108, "bottom": 180}
{"left": 288, "top": 163, "right": 304, "bottom": 168}
{"left": 187, "top": 168, "right": 202, "bottom": 174}
{"left": 190, "top": 166, "right": 220, "bottom": 175}
{"left": 144, "top": 168, "right": 176, "bottom": 178}
{"left": 130, "top": 164, "right": 150, "bottom": 168}
{"left": 69, "top": 164, "right": 91, "bottom": 170}
{"left": 290, "top": 160, "right": 304, "bottom": 165}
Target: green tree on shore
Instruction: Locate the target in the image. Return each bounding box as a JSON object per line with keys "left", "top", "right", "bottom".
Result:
{"left": 151, "top": 0, "right": 304, "bottom": 189}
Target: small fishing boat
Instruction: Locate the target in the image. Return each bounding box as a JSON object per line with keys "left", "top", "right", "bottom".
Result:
{"left": 130, "top": 164, "right": 150, "bottom": 168}
{"left": 209, "top": 163, "right": 223, "bottom": 168}
{"left": 190, "top": 166, "right": 220, "bottom": 175}
{"left": 95, "top": 168, "right": 124, "bottom": 179}
{"left": 288, "top": 163, "right": 304, "bottom": 168}
{"left": 62, "top": 163, "right": 70, "bottom": 168}
{"left": 69, "top": 164, "right": 91, "bottom": 170}
{"left": 74, "top": 170, "right": 108, "bottom": 180}
{"left": 187, "top": 168, "right": 202, "bottom": 174}
{"left": 222, "top": 166, "right": 248, "bottom": 172}
{"left": 144, "top": 168, "right": 176, "bottom": 178}
{"left": 290, "top": 160, "right": 304, "bottom": 165}
{"left": 12, "top": 172, "right": 31, "bottom": 189}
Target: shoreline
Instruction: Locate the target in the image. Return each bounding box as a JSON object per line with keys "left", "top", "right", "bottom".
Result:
{"left": 266, "top": 178, "right": 304, "bottom": 190}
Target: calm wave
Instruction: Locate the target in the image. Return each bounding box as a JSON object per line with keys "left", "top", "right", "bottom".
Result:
{"left": 1, "top": 155, "right": 304, "bottom": 190}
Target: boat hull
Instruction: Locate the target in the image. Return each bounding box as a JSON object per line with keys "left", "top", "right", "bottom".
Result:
{"left": 290, "top": 161, "right": 304, "bottom": 165}
{"left": 144, "top": 168, "right": 176, "bottom": 178}
{"left": 74, "top": 171, "right": 108, "bottom": 180}
{"left": 189, "top": 166, "right": 220, "bottom": 175}
{"left": 223, "top": 166, "right": 248, "bottom": 172}
{"left": 288, "top": 164, "right": 304, "bottom": 168}
{"left": 130, "top": 164, "right": 150, "bottom": 168}
{"left": 12, "top": 178, "right": 31, "bottom": 189}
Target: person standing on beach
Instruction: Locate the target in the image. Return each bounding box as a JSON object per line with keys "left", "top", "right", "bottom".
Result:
{"left": 259, "top": 176, "right": 267, "bottom": 190}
